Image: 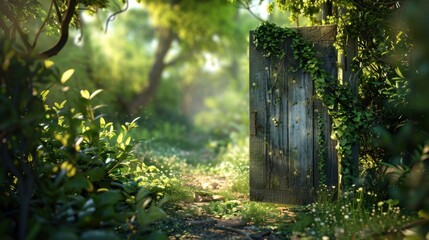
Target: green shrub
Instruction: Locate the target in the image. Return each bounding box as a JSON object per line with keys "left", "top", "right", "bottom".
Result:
{"left": 0, "top": 42, "right": 172, "bottom": 240}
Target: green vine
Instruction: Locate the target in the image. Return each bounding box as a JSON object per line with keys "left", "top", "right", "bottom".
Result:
{"left": 316, "top": 112, "right": 328, "bottom": 186}
{"left": 254, "top": 22, "right": 373, "bottom": 189}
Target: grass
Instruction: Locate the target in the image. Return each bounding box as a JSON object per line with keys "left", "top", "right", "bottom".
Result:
{"left": 287, "top": 185, "right": 418, "bottom": 239}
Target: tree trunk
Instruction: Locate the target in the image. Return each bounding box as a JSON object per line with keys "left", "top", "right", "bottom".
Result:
{"left": 127, "top": 28, "right": 175, "bottom": 115}
{"left": 322, "top": 0, "right": 333, "bottom": 20}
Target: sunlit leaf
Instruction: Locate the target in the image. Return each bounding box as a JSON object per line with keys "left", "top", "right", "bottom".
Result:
{"left": 54, "top": 100, "right": 67, "bottom": 110}
{"left": 100, "top": 117, "right": 106, "bottom": 128}
{"left": 131, "top": 117, "right": 141, "bottom": 124}
{"left": 80, "top": 90, "right": 90, "bottom": 99}
{"left": 93, "top": 104, "right": 107, "bottom": 110}
{"left": 74, "top": 136, "right": 83, "bottom": 151}
{"left": 136, "top": 187, "right": 151, "bottom": 204}
{"left": 61, "top": 69, "right": 75, "bottom": 84}
{"left": 44, "top": 60, "right": 55, "bottom": 69}
{"left": 117, "top": 132, "right": 123, "bottom": 144}
{"left": 90, "top": 89, "right": 103, "bottom": 100}
{"left": 395, "top": 67, "right": 404, "bottom": 79}
{"left": 62, "top": 86, "right": 70, "bottom": 92}
{"left": 418, "top": 210, "right": 429, "bottom": 219}
{"left": 66, "top": 166, "right": 76, "bottom": 177}
{"left": 41, "top": 90, "right": 49, "bottom": 101}
{"left": 125, "top": 136, "right": 131, "bottom": 145}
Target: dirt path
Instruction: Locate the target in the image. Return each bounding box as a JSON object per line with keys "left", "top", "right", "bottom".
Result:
{"left": 157, "top": 173, "right": 295, "bottom": 240}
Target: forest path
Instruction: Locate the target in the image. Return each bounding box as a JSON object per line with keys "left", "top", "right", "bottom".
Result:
{"left": 157, "top": 172, "right": 296, "bottom": 240}
{"left": 139, "top": 140, "right": 297, "bottom": 239}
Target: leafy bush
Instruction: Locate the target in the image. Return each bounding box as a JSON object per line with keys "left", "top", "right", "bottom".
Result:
{"left": 0, "top": 41, "right": 174, "bottom": 240}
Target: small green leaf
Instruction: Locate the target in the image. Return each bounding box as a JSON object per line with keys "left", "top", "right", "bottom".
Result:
{"left": 116, "top": 132, "right": 123, "bottom": 144}
{"left": 41, "top": 90, "right": 50, "bottom": 101}
{"left": 80, "top": 90, "right": 90, "bottom": 99}
{"left": 136, "top": 187, "right": 151, "bottom": 205}
{"left": 418, "top": 210, "right": 429, "bottom": 219}
{"left": 100, "top": 117, "right": 106, "bottom": 128}
{"left": 44, "top": 60, "right": 55, "bottom": 69}
{"left": 137, "top": 206, "right": 167, "bottom": 226}
{"left": 395, "top": 67, "right": 404, "bottom": 78}
{"left": 97, "top": 191, "right": 123, "bottom": 206}
{"left": 90, "top": 89, "right": 103, "bottom": 100}
{"left": 61, "top": 69, "right": 75, "bottom": 84}
{"left": 85, "top": 168, "right": 106, "bottom": 181}
{"left": 130, "top": 117, "right": 140, "bottom": 124}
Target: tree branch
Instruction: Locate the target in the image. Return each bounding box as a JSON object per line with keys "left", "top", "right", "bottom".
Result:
{"left": 13, "top": 22, "right": 32, "bottom": 52}
{"left": 127, "top": 28, "right": 175, "bottom": 114}
{"left": 164, "top": 51, "right": 189, "bottom": 67}
{"left": 105, "top": 0, "right": 129, "bottom": 33}
{"left": 235, "top": 0, "right": 264, "bottom": 22}
{"left": 0, "top": 1, "right": 32, "bottom": 52}
{"left": 0, "top": 16, "right": 10, "bottom": 39}
{"left": 38, "top": 0, "right": 78, "bottom": 58}
{"left": 53, "top": 0, "right": 63, "bottom": 23}
{"left": 32, "top": 0, "right": 55, "bottom": 49}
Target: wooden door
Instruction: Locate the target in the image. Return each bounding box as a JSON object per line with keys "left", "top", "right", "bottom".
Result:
{"left": 249, "top": 26, "right": 338, "bottom": 204}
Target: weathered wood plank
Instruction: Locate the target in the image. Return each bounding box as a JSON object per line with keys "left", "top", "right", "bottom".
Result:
{"left": 249, "top": 26, "right": 338, "bottom": 205}
{"left": 249, "top": 31, "right": 267, "bottom": 191}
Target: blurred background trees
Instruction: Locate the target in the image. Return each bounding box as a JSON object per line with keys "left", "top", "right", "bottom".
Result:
{"left": 46, "top": 0, "right": 266, "bottom": 144}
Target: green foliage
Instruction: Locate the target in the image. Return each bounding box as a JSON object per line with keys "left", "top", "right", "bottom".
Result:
{"left": 273, "top": 0, "right": 323, "bottom": 23}
{"left": 213, "top": 136, "right": 250, "bottom": 195}
{"left": 289, "top": 186, "right": 416, "bottom": 239}
{"left": 367, "top": 0, "right": 429, "bottom": 235}
{"left": 240, "top": 202, "right": 279, "bottom": 226}
{"left": 140, "top": 0, "right": 235, "bottom": 51}
{"left": 0, "top": 42, "right": 176, "bottom": 239}
{"left": 194, "top": 90, "right": 249, "bottom": 139}
{"left": 381, "top": 67, "right": 410, "bottom": 109}
{"left": 316, "top": 113, "right": 328, "bottom": 186}
{"left": 0, "top": 0, "right": 113, "bottom": 57}
{"left": 203, "top": 200, "right": 241, "bottom": 219}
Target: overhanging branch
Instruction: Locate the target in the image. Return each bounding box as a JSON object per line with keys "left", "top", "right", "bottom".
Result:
{"left": 0, "top": 1, "right": 32, "bottom": 51}
{"left": 32, "top": 0, "right": 55, "bottom": 49}
{"left": 0, "top": 17, "right": 10, "bottom": 38}
{"left": 38, "top": 0, "right": 78, "bottom": 58}
{"left": 105, "top": 0, "right": 129, "bottom": 33}
{"left": 53, "top": 0, "right": 63, "bottom": 23}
